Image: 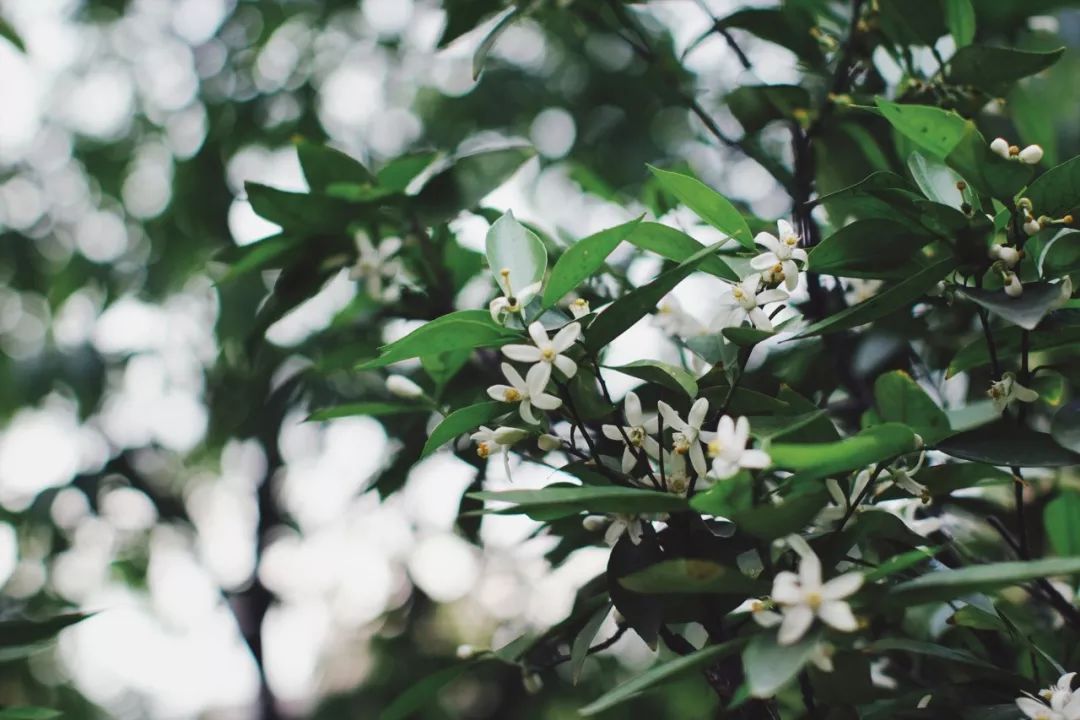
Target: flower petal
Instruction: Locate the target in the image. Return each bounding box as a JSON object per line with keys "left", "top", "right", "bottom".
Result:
{"left": 624, "top": 391, "right": 643, "bottom": 426}
{"left": 757, "top": 289, "right": 789, "bottom": 305}
{"left": 817, "top": 600, "right": 858, "bottom": 632}
{"left": 740, "top": 449, "right": 771, "bottom": 469}
{"left": 621, "top": 447, "right": 637, "bottom": 473}
{"left": 552, "top": 322, "right": 582, "bottom": 351}
{"left": 1016, "top": 697, "right": 1054, "bottom": 720}
{"left": 525, "top": 362, "right": 551, "bottom": 395}
{"left": 755, "top": 232, "right": 781, "bottom": 254}
{"left": 602, "top": 425, "right": 625, "bottom": 441}
{"left": 502, "top": 345, "right": 543, "bottom": 363}
{"left": 657, "top": 401, "right": 687, "bottom": 433}
{"left": 821, "top": 572, "right": 863, "bottom": 600}
{"left": 519, "top": 401, "right": 538, "bottom": 425}
{"left": 750, "top": 253, "right": 778, "bottom": 270}
{"left": 487, "top": 385, "right": 512, "bottom": 402}
{"left": 688, "top": 398, "right": 710, "bottom": 429}
{"left": 504, "top": 362, "right": 527, "bottom": 390}
{"left": 528, "top": 321, "right": 550, "bottom": 347}
{"left": 531, "top": 392, "right": 562, "bottom": 411}
{"left": 748, "top": 307, "right": 773, "bottom": 331}
{"left": 689, "top": 442, "right": 708, "bottom": 477}
{"left": 778, "top": 605, "right": 815, "bottom": 645}
{"left": 798, "top": 550, "right": 823, "bottom": 591}
{"left": 770, "top": 571, "right": 802, "bottom": 604}
{"left": 554, "top": 354, "right": 578, "bottom": 378}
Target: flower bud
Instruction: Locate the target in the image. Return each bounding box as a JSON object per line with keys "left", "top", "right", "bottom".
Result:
{"left": 522, "top": 672, "right": 543, "bottom": 694}
{"left": 912, "top": 433, "right": 925, "bottom": 450}
{"left": 995, "top": 245, "right": 1020, "bottom": 268}
{"left": 386, "top": 375, "right": 424, "bottom": 399}
{"left": 537, "top": 434, "right": 562, "bottom": 452}
{"left": 582, "top": 514, "right": 607, "bottom": 532}
{"left": 493, "top": 427, "right": 528, "bottom": 445}
{"left": 1004, "top": 272, "right": 1023, "bottom": 297}
{"left": 989, "top": 137, "right": 1011, "bottom": 159}
{"left": 1018, "top": 144, "right": 1044, "bottom": 165}
{"left": 456, "top": 644, "right": 478, "bottom": 660}
{"left": 1023, "top": 218, "right": 1042, "bottom": 236}
{"left": 569, "top": 298, "right": 590, "bottom": 319}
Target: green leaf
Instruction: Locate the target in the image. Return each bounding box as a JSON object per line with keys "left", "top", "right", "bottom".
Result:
{"left": 891, "top": 557, "right": 1080, "bottom": 605}
{"left": 379, "top": 662, "right": 475, "bottom": 720}
{"left": 469, "top": 485, "right": 688, "bottom": 520}
{"left": 359, "top": 311, "right": 515, "bottom": 369}
{"left": 875, "top": 99, "right": 967, "bottom": 159}
{"left": 907, "top": 151, "right": 966, "bottom": 210}
{"left": 1051, "top": 401, "right": 1080, "bottom": 454}
{"left": 0, "top": 17, "right": 26, "bottom": 52}
{"left": 0, "top": 710, "right": 62, "bottom": 720}
{"left": 416, "top": 145, "right": 535, "bottom": 224}
{"left": 571, "top": 604, "right": 611, "bottom": 685}
{"left": 438, "top": 0, "right": 501, "bottom": 47}
{"left": 808, "top": 219, "right": 935, "bottom": 279}
{"left": 1027, "top": 154, "right": 1080, "bottom": 218}
{"left": 0, "top": 613, "right": 92, "bottom": 662}
{"left": 607, "top": 360, "right": 698, "bottom": 398}
{"left": 915, "top": 463, "right": 1011, "bottom": 496}
{"left": 619, "top": 559, "right": 764, "bottom": 596}
{"left": 217, "top": 234, "right": 298, "bottom": 282}
{"left": 376, "top": 151, "right": 438, "bottom": 192}
{"left": 794, "top": 257, "right": 955, "bottom": 338}
{"left": 721, "top": 327, "right": 775, "bottom": 347}
{"left": 769, "top": 423, "right": 918, "bottom": 476}
{"left": 422, "top": 401, "right": 506, "bottom": 457}
{"left": 244, "top": 182, "right": 356, "bottom": 234}
{"left": 296, "top": 140, "right": 374, "bottom": 192}
{"left": 945, "top": 124, "right": 1033, "bottom": 199}
{"left": 947, "top": 324, "right": 1080, "bottom": 377}
{"left": 864, "top": 547, "right": 941, "bottom": 583}
{"left": 716, "top": 7, "right": 823, "bottom": 66}
{"left": 307, "top": 402, "right": 427, "bottom": 422}
{"left": 472, "top": 7, "right": 518, "bottom": 80}
{"left": 578, "top": 639, "right": 747, "bottom": 716}
{"left": 542, "top": 217, "right": 642, "bottom": 307}
{"left": 624, "top": 222, "right": 738, "bottom": 281}
{"left": 741, "top": 411, "right": 828, "bottom": 440}
{"left": 948, "top": 46, "right": 1065, "bottom": 94}
{"left": 873, "top": 370, "right": 951, "bottom": 444}
{"left": 957, "top": 282, "right": 1066, "bottom": 331}
{"left": 1045, "top": 491, "right": 1080, "bottom": 557}
{"left": 1043, "top": 232, "right": 1080, "bottom": 279}
{"left": 743, "top": 633, "right": 820, "bottom": 699}
{"left": 692, "top": 482, "right": 830, "bottom": 541}
{"left": 485, "top": 210, "right": 548, "bottom": 293}
{"left": 647, "top": 166, "right": 753, "bottom": 249}
{"left": 943, "top": 0, "right": 975, "bottom": 47}
{"left": 585, "top": 242, "right": 718, "bottom": 351}
{"left": 936, "top": 420, "right": 1080, "bottom": 467}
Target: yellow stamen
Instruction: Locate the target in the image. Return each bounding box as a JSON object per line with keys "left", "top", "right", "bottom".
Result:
{"left": 503, "top": 389, "right": 522, "bottom": 402}
{"left": 476, "top": 442, "right": 491, "bottom": 459}
{"left": 806, "top": 591, "right": 822, "bottom": 610}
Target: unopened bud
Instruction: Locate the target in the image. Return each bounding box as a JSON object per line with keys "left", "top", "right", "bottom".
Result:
{"left": 537, "top": 434, "right": 562, "bottom": 452}
{"left": 493, "top": 427, "right": 528, "bottom": 445}
{"left": 1064, "top": 215, "right": 1074, "bottom": 225}
{"left": 569, "top": 298, "right": 590, "bottom": 319}
{"left": 955, "top": 180, "right": 967, "bottom": 191}
{"left": 386, "top": 375, "right": 424, "bottom": 399}
{"left": 912, "top": 433, "right": 925, "bottom": 450}
{"left": 456, "top": 644, "right": 478, "bottom": 660}
{"left": 1023, "top": 218, "right": 1042, "bottom": 236}
{"left": 582, "top": 515, "right": 607, "bottom": 532}
{"left": 523, "top": 672, "right": 543, "bottom": 694}
{"left": 1018, "top": 144, "right": 1044, "bottom": 165}
{"left": 989, "top": 137, "right": 1011, "bottom": 159}
{"left": 1004, "top": 272, "right": 1024, "bottom": 297}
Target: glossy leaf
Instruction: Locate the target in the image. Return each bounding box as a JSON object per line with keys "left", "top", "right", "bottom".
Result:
{"left": 472, "top": 7, "right": 518, "bottom": 80}
{"left": 0, "top": 613, "right": 92, "bottom": 662}
{"left": 1045, "top": 491, "right": 1080, "bottom": 557}
{"left": 948, "top": 46, "right": 1065, "bottom": 94}
{"left": 619, "top": 559, "right": 764, "bottom": 596}
{"left": 359, "top": 311, "right": 516, "bottom": 369}
{"left": 947, "top": 324, "right": 1080, "bottom": 377}
{"left": 1027, "top": 155, "right": 1080, "bottom": 218}
{"left": 1051, "top": 400, "right": 1080, "bottom": 454}
{"left": 936, "top": 420, "right": 1080, "bottom": 467}
{"left": 485, "top": 210, "right": 548, "bottom": 293}
{"left": 891, "top": 557, "right": 1080, "bottom": 604}
{"left": 873, "top": 370, "right": 951, "bottom": 443}
{"left": 647, "top": 166, "right": 753, "bottom": 249}
{"left": 625, "top": 222, "right": 738, "bottom": 281}
{"left": 607, "top": 360, "right": 698, "bottom": 398}
{"left": 543, "top": 217, "right": 642, "bottom": 307}
{"left": 957, "top": 282, "right": 1067, "bottom": 331}
{"left": 793, "top": 258, "right": 955, "bottom": 337}
{"left": 416, "top": 145, "right": 535, "bottom": 223}
{"left": 422, "top": 401, "right": 506, "bottom": 457}
{"left": 296, "top": 140, "right": 374, "bottom": 191}
{"left": 1043, "top": 231, "right": 1080, "bottom": 279}
{"left": 943, "top": 0, "right": 975, "bottom": 47}
{"left": 769, "top": 423, "right": 918, "bottom": 476}
{"left": 578, "top": 639, "right": 746, "bottom": 716}
{"left": 380, "top": 663, "right": 475, "bottom": 720}
{"left": 743, "top": 633, "right": 819, "bottom": 698}
{"left": 875, "top": 100, "right": 967, "bottom": 159}
{"left": 571, "top": 604, "right": 611, "bottom": 685}
{"left": 469, "top": 485, "right": 688, "bottom": 519}
{"left": 808, "top": 219, "right": 934, "bottom": 278}
{"left": 307, "top": 402, "right": 427, "bottom": 422}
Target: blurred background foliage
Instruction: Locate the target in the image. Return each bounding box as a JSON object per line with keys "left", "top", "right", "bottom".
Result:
{"left": 0, "top": 0, "right": 1079, "bottom": 718}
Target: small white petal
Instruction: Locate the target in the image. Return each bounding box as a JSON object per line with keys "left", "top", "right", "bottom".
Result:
{"left": 554, "top": 354, "right": 578, "bottom": 378}
{"left": 624, "top": 391, "right": 644, "bottom": 426}
{"left": 528, "top": 321, "right": 549, "bottom": 347}
{"left": 688, "top": 398, "right": 710, "bottom": 429}
{"left": 502, "top": 345, "right": 543, "bottom": 363}
{"left": 770, "top": 572, "right": 802, "bottom": 605}
{"left": 552, "top": 322, "right": 582, "bottom": 351}
{"left": 820, "top": 573, "right": 863, "bottom": 600}
{"left": 740, "top": 449, "right": 771, "bottom": 469}
{"left": 817, "top": 600, "right": 858, "bottom": 632}
{"left": 778, "top": 606, "right": 815, "bottom": 645}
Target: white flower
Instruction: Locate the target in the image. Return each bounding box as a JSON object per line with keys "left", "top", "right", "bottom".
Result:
{"left": 870, "top": 659, "right": 897, "bottom": 689}
{"left": 653, "top": 294, "right": 703, "bottom": 337}
{"left": 569, "top": 298, "right": 590, "bottom": 319}
{"left": 502, "top": 321, "right": 581, "bottom": 378}
{"left": 471, "top": 425, "right": 528, "bottom": 478}
{"left": 743, "top": 598, "right": 782, "bottom": 628}
{"left": 1017, "top": 671, "right": 1080, "bottom": 720}
{"left": 885, "top": 453, "right": 930, "bottom": 503}
{"left": 486, "top": 362, "right": 562, "bottom": 424}
{"left": 1004, "top": 270, "right": 1024, "bottom": 297}
{"left": 605, "top": 513, "right": 645, "bottom": 546}
{"left": 750, "top": 220, "right": 808, "bottom": 291}
{"left": 1019, "top": 144, "right": 1045, "bottom": 165}
{"left": 988, "top": 371, "right": 1039, "bottom": 413}
{"left": 701, "top": 415, "right": 771, "bottom": 480}
{"left": 711, "top": 275, "right": 788, "bottom": 332}
{"left": 990, "top": 137, "right": 1011, "bottom": 159}
{"left": 537, "top": 433, "right": 562, "bottom": 452}
{"left": 660, "top": 451, "right": 690, "bottom": 496}
{"left": 386, "top": 374, "right": 424, "bottom": 399}
{"left": 489, "top": 267, "right": 541, "bottom": 324}
{"left": 818, "top": 468, "right": 875, "bottom": 527}
{"left": 1054, "top": 277, "right": 1074, "bottom": 310}
{"left": 657, "top": 398, "right": 710, "bottom": 477}
{"left": 989, "top": 243, "right": 1021, "bottom": 269}
{"left": 809, "top": 642, "right": 836, "bottom": 673}
{"left": 350, "top": 232, "right": 404, "bottom": 301}
{"left": 770, "top": 543, "right": 863, "bottom": 645}
{"left": 602, "top": 391, "right": 660, "bottom": 473}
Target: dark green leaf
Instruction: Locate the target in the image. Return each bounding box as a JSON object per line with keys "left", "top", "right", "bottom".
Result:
{"left": 793, "top": 257, "right": 955, "bottom": 337}
{"left": 1051, "top": 400, "right": 1080, "bottom": 453}
{"left": 948, "top": 46, "right": 1065, "bottom": 94}
{"left": 296, "top": 140, "right": 374, "bottom": 191}
{"left": 379, "top": 662, "right": 475, "bottom": 720}
{"left": 915, "top": 462, "right": 1011, "bottom": 496}
{"left": 743, "top": 633, "right": 819, "bottom": 699}
{"left": 0, "top": 613, "right": 92, "bottom": 661}
{"left": 244, "top": 182, "right": 357, "bottom": 234}
{"left": 624, "top": 222, "right": 737, "bottom": 281}
{"left": 619, "top": 559, "right": 764, "bottom": 596}
{"left": 0, "top": 710, "right": 62, "bottom": 720}
{"left": 1027, "top": 154, "right": 1080, "bottom": 218}
{"left": 359, "top": 311, "right": 515, "bottom": 369}
{"left": 607, "top": 360, "right": 698, "bottom": 398}
{"left": 376, "top": 151, "right": 438, "bottom": 192}
{"left": 307, "top": 402, "right": 427, "bottom": 422}
{"left": 937, "top": 420, "right": 1080, "bottom": 467}
{"left": 578, "top": 639, "right": 747, "bottom": 716}
{"left": 0, "top": 17, "right": 26, "bottom": 52}
{"left": 543, "top": 217, "right": 643, "bottom": 307}
{"left": 727, "top": 84, "right": 810, "bottom": 134}
{"left": 769, "top": 423, "right": 918, "bottom": 476}
{"left": 472, "top": 7, "right": 519, "bottom": 80}
{"left": 875, "top": 99, "right": 967, "bottom": 159}
{"left": 943, "top": 0, "right": 975, "bottom": 47}
{"left": 891, "top": 557, "right": 1080, "bottom": 604}
{"left": 469, "top": 485, "right": 688, "bottom": 519}
{"left": 873, "top": 370, "right": 951, "bottom": 443}
{"left": 416, "top": 145, "right": 535, "bottom": 224}
{"left": 571, "top": 604, "right": 611, "bottom": 685}
{"left": 485, "top": 210, "right": 547, "bottom": 292}
{"left": 647, "top": 166, "right": 753, "bottom": 249}
{"left": 948, "top": 324, "right": 1080, "bottom": 377}
{"left": 721, "top": 327, "right": 775, "bottom": 347}
{"left": 957, "top": 282, "right": 1067, "bottom": 331}
{"left": 1045, "top": 491, "right": 1080, "bottom": 557}
{"left": 1043, "top": 232, "right": 1080, "bottom": 279}
{"left": 422, "top": 401, "right": 506, "bottom": 457}
{"left": 808, "top": 219, "right": 934, "bottom": 279}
